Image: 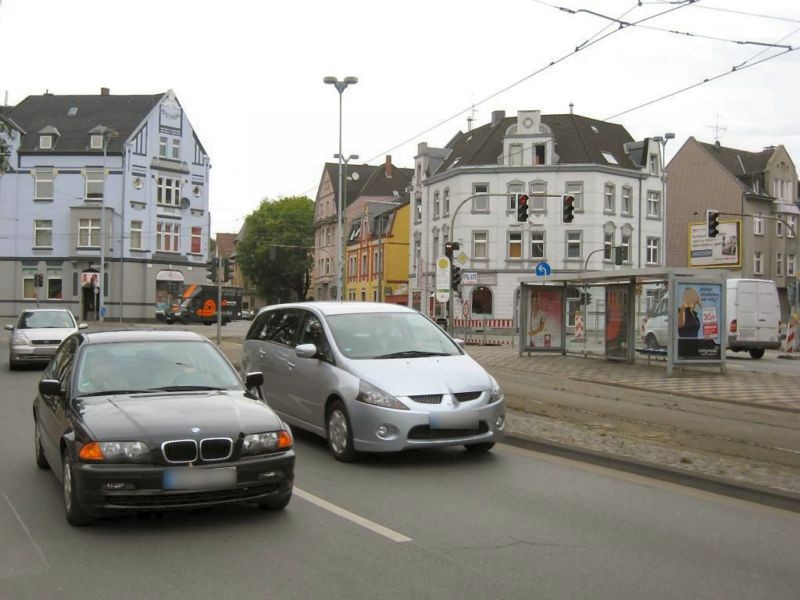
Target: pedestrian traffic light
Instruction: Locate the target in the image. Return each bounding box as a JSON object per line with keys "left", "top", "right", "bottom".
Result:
{"left": 35, "top": 274, "right": 44, "bottom": 287}
{"left": 516, "top": 194, "right": 529, "bottom": 222}
{"left": 222, "top": 257, "right": 233, "bottom": 283}
{"left": 562, "top": 195, "right": 575, "bottom": 223}
{"left": 706, "top": 209, "right": 720, "bottom": 238}
{"left": 206, "top": 259, "right": 218, "bottom": 283}
{"left": 451, "top": 263, "right": 462, "bottom": 291}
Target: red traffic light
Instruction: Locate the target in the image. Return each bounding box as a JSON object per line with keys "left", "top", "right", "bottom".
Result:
{"left": 562, "top": 195, "right": 575, "bottom": 223}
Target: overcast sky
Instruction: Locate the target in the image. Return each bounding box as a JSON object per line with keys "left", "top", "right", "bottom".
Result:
{"left": 2, "top": 0, "right": 798, "bottom": 235}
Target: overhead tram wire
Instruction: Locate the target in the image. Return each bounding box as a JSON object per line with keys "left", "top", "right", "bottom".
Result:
{"left": 689, "top": 4, "right": 800, "bottom": 24}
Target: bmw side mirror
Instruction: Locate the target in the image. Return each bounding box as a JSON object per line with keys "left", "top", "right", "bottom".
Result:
{"left": 245, "top": 372, "right": 264, "bottom": 389}
{"left": 39, "top": 379, "right": 64, "bottom": 397}
{"left": 78, "top": 323, "right": 89, "bottom": 330}
{"left": 295, "top": 344, "right": 318, "bottom": 359}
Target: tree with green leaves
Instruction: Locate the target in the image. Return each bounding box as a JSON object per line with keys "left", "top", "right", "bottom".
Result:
{"left": 236, "top": 195, "right": 315, "bottom": 303}
{"left": 0, "top": 122, "right": 11, "bottom": 175}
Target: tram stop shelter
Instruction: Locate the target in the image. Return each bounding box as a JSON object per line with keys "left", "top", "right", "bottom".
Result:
{"left": 519, "top": 268, "right": 729, "bottom": 376}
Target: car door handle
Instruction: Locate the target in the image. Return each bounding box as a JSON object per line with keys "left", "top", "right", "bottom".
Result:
{"left": 258, "top": 349, "right": 267, "bottom": 357}
{"left": 287, "top": 361, "right": 296, "bottom": 369}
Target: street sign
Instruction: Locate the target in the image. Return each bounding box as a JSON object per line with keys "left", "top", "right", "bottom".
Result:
{"left": 535, "top": 262, "right": 552, "bottom": 276}
{"left": 455, "top": 251, "right": 469, "bottom": 265}
{"left": 435, "top": 256, "right": 451, "bottom": 303}
{"left": 462, "top": 271, "right": 478, "bottom": 285}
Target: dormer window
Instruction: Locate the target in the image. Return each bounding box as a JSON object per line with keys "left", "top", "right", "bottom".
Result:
{"left": 39, "top": 135, "right": 53, "bottom": 150}
{"left": 90, "top": 134, "right": 104, "bottom": 150}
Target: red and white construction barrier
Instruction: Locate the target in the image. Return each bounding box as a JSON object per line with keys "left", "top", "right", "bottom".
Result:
{"left": 779, "top": 317, "right": 799, "bottom": 359}
{"left": 453, "top": 318, "right": 514, "bottom": 329}
{"left": 574, "top": 314, "right": 585, "bottom": 342}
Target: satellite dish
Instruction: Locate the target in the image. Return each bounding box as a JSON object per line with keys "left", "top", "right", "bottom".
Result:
{"left": 350, "top": 172, "right": 360, "bottom": 181}
{"left": 180, "top": 197, "right": 191, "bottom": 209}
{"left": 133, "top": 177, "right": 143, "bottom": 190}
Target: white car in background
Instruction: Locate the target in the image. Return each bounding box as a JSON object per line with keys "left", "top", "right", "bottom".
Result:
{"left": 5, "top": 309, "right": 87, "bottom": 369}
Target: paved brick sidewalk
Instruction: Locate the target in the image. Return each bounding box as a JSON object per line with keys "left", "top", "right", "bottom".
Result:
{"left": 466, "top": 345, "right": 800, "bottom": 412}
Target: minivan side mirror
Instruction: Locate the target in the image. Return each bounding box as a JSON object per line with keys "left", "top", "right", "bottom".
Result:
{"left": 78, "top": 323, "right": 89, "bottom": 330}
{"left": 453, "top": 338, "right": 466, "bottom": 349}
{"left": 245, "top": 372, "right": 264, "bottom": 390}
{"left": 39, "top": 379, "right": 64, "bottom": 397}
{"left": 296, "top": 344, "right": 318, "bottom": 359}
{"left": 4, "top": 324, "right": 12, "bottom": 331}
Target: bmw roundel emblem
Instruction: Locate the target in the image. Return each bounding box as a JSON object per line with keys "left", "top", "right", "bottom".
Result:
{"left": 190, "top": 427, "right": 201, "bottom": 434}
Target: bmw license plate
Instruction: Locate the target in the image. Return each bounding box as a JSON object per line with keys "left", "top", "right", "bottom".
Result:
{"left": 163, "top": 467, "right": 236, "bottom": 490}
{"left": 429, "top": 412, "right": 479, "bottom": 430}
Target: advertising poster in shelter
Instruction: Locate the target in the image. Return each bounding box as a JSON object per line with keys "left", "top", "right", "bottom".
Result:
{"left": 605, "top": 286, "right": 629, "bottom": 359}
{"left": 527, "top": 288, "right": 562, "bottom": 350}
{"left": 675, "top": 282, "right": 722, "bottom": 361}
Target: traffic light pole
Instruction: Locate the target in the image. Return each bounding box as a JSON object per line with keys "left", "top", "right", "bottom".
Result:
{"left": 216, "top": 255, "right": 223, "bottom": 346}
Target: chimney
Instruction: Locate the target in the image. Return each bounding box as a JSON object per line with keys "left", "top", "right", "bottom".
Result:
{"left": 100, "top": 87, "right": 110, "bottom": 96}
{"left": 714, "top": 140, "right": 721, "bottom": 150}
{"left": 384, "top": 155, "right": 393, "bottom": 178}
{"left": 569, "top": 102, "right": 574, "bottom": 114}
{"left": 491, "top": 110, "right": 505, "bottom": 127}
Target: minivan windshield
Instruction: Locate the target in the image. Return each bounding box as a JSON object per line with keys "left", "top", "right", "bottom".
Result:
{"left": 326, "top": 312, "right": 462, "bottom": 359}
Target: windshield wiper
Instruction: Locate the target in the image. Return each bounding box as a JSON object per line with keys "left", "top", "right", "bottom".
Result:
{"left": 374, "top": 350, "right": 451, "bottom": 359}
{"left": 147, "top": 385, "right": 225, "bottom": 392}
{"left": 77, "top": 390, "right": 152, "bottom": 397}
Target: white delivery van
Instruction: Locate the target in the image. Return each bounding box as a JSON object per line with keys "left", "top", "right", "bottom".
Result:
{"left": 642, "top": 278, "right": 781, "bottom": 359}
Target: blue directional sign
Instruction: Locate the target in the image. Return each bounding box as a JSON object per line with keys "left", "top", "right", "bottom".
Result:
{"left": 535, "top": 262, "right": 552, "bottom": 277}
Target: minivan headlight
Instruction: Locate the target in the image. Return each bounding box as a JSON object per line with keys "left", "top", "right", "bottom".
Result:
{"left": 489, "top": 378, "right": 504, "bottom": 404}
{"left": 357, "top": 380, "right": 409, "bottom": 410}
{"left": 11, "top": 333, "right": 30, "bottom": 346}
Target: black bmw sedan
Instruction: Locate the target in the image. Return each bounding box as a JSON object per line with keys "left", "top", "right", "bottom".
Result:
{"left": 33, "top": 329, "right": 294, "bottom": 526}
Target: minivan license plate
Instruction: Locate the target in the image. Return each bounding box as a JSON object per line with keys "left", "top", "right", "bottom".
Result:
{"left": 163, "top": 467, "right": 236, "bottom": 490}
{"left": 429, "top": 412, "right": 478, "bottom": 430}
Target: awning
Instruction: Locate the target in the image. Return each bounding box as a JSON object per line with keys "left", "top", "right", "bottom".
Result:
{"left": 156, "top": 270, "right": 184, "bottom": 282}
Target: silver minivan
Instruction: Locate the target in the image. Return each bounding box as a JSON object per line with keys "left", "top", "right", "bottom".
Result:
{"left": 241, "top": 302, "right": 506, "bottom": 461}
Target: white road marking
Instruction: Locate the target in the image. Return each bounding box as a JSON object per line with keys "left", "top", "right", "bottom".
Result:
{"left": 295, "top": 487, "right": 412, "bottom": 543}
{"left": 1, "top": 488, "right": 50, "bottom": 569}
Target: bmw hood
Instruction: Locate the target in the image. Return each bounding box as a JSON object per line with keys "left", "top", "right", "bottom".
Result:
{"left": 74, "top": 391, "right": 284, "bottom": 442}
{"left": 344, "top": 354, "right": 493, "bottom": 397}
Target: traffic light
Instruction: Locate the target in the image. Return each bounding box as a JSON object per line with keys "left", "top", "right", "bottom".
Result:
{"left": 451, "top": 263, "right": 462, "bottom": 292}
{"left": 221, "top": 257, "right": 233, "bottom": 283}
{"left": 706, "top": 209, "right": 720, "bottom": 238}
{"left": 562, "top": 195, "right": 575, "bottom": 223}
{"left": 444, "top": 241, "right": 460, "bottom": 259}
{"left": 206, "top": 259, "right": 218, "bottom": 283}
{"left": 35, "top": 274, "right": 44, "bottom": 287}
{"left": 516, "top": 194, "right": 529, "bottom": 222}
{"left": 614, "top": 246, "right": 624, "bottom": 266}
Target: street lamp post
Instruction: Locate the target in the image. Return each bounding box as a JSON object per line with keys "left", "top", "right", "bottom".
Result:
{"left": 334, "top": 152, "right": 358, "bottom": 300}
{"left": 324, "top": 75, "right": 358, "bottom": 301}
{"left": 93, "top": 126, "right": 117, "bottom": 322}
{"left": 652, "top": 133, "right": 675, "bottom": 267}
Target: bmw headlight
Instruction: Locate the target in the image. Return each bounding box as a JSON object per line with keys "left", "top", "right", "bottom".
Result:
{"left": 489, "top": 377, "right": 504, "bottom": 404}
{"left": 78, "top": 441, "right": 150, "bottom": 462}
{"left": 356, "top": 380, "right": 409, "bottom": 410}
{"left": 242, "top": 430, "right": 293, "bottom": 455}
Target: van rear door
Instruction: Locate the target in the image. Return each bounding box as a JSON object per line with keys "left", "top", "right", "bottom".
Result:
{"left": 755, "top": 280, "right": 780, "bottom": 343}
{"left": 734, "top": 280, "right": 758, "bottom": 341}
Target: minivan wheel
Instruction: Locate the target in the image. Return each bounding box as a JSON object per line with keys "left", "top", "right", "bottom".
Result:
{"left": 749, "top": 348, "right": 765, "bottom": 359}
{"left": 34, "top": 418, "right": 49, "bottom": 470}
{"left": 464, "top": 442, "right": 495, "bottom": 453}
{"left": 645, "top": 333, "right": 659, "bottom": 349}
{"left": 62, "top": 453, "right": 91, "bottom": 526}
{"left": 326, "top": 401, "right": 358, "bottom": 462}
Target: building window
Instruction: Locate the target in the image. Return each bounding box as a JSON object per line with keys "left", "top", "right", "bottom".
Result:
{"left": 473, "top": 183, "right": 489, "bottom": 212}
{"left": 23, "top": 269, "right": 36, "bottom": 299}
{"left": 156, "top": 221, "right": 180, "bottom": 252}
{"left": 443, "top": 188, "right": 450, "bottom": 216}
{"left": 373, "top": 249, "right": 379, "bottom": 275}
{"left": 159, "top": 137, "right": 168, "bottom": 158}
{"left": 414, "top": 196, "right": 422, "bottom": 223}
{"left": 90, "top": 134, "right": 104, "bottom": 150}
{"left": 776, "top": 253, "right": 783, "bottom": 276}
{"left": 530, "top": 181, "right": 547, "bottom": 212}
{"left": 413, "top": 240, "right": 421, "bottom": 272}
{"left": 621, "top": 231, "right": 632, "bottom": 263}
{"left": 788, "top": 254, "right": 796, "bottom": 277}
{"left": 433, "top": 191, "right": 440, "bottom": 219}
{"left": 508, "top": 232, "right": 522, "bottom": 259}
{"left": 373, "top": 290, "right": 378, "bottom": 302}
{"left": 787, "top": 216, "right": 797, "bottom": 238}
{"left": 130, "top": 220, "right": 143, "bottom": 249}
{"left": 157, "top": 177, "right": 181, "bottom": 207}
{"left": 776, "top": 220, "right": 784, "bottom": 237}
{"left": 472, "top": 231, "right": 488, "bottom": 259}
{"left": 621, "top": 186, "right": 632, "bottom": 215}
{"left": 509, "top": 144, "right": 523, "bottom": 166}
{"left": 39, "top": 135, "right": 53, "bottom": 150}
{"left": 34, "top": 220, "right": 53, "bottom": 248}
{"left": 349, "top": 256, "right": 356, "bottom": 277}
{"left": 34, "top": 168, "right": 54, "bottom": 200}
{"left": 326, "top": 227, "right": 332, "bottom": 245}
{"left": 754, "top": 251, "right": 763, "bottom": 275}
{"left": 646, "top": 237, "right": 660, "bottom": 264}
{"left": 85, "top": 168, "right": 105, "bottom": 200}
{"left": 531, "top": 230, "right": 545, "bottom": 259}
{"left": 472, "top": 286, "right": 493, "bottom": 315}
{"left": 325, "top": 258, "right": 331, "bottom": 275}
{"left": 649, "top": 153, "right": 659, "bottom": 175}
{"left": 360, "top": 289, "right": 366, "bottom": 302}
{"left": 603, "top": 232, "right": 614, "bottom": 260}
{"left": 753, "top": 213, "right": 764, "bottom": 235}
{"left": 171, "top": 139, "right": 180, "bottom": 160}
{"left": 361, "top": 254, "right": 367, "bottom": 276}
{"left": 534, "top": 144, "right": 545, "bottom": 165}
{"left": 565, "top": 182, "right": 583, "bottom": 211}
{"left": 47, "top": 270, "right": 63, "bottom": 300}
{"left": 78, "top": 218, "right": 100, "bottom": 247}
{"left": 507, "top": 182, "right": 524, "bottom": 212}
{"left": 191, "top": 226, "right": 202, "bottom": 254}
{"left": 604, "top": 183, "right": 615, "bottom": 214}
{"left": 646, "top": 191, "right": 661, "bottom": 218}
{"left": 566, "top": 231, "right": 582, "bottom": 260}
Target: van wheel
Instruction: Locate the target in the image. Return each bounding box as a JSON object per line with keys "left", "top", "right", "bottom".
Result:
{"left": 645, "top": 333, "right": 659, "bottom": 349}
{"left": 326, "top": 401, "right": 358, "bottom": 462}
{"left": 749, "top": 349, "right": 765, "bottom": 359}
